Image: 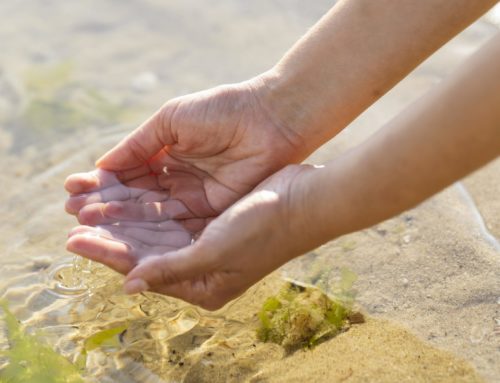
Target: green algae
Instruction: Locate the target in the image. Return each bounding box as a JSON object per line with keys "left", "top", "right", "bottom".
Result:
{"left": 257, "top": 269, "right": 360, "bottom": 352}
{"left": 256, "top": 283, "right": 348, "bottom": 351}
{"left": 0, "top": 300, "right": 84, "bottom": 383}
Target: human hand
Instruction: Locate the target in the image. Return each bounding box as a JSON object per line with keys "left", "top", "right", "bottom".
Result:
{"left": 66, "top": 165, "right": 316, "bottom": 310}
{"left": 65, "top": 75, "right": 307, "bottom": 228}
{"left": 64, "top": 76, "right": 312, "bottom": 308}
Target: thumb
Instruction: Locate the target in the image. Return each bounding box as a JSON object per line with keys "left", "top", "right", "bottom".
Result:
{"left": 123, "top": 244, "right": 214, "bottom": 295}
{"left": 96, "top": 102, "right": 177, "bottom": 170}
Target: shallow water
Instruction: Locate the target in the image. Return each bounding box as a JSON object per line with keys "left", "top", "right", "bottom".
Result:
{"left": 0, "top": 1, "right": 499, "bottom": 382}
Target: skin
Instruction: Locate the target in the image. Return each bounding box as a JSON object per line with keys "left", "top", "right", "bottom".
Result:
{"left": 65, "top": 0, "right": 498, "bottom": 310}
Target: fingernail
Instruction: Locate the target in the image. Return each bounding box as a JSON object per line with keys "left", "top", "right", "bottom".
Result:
{"left": 124, "top": 278, "right": 149, "bottom": 295}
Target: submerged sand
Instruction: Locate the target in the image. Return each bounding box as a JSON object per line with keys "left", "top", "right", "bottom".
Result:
{"left": 158, "top": 274, "right": 485, "bottom": 383}
{"left": 0, "top": 269, "right": 488, "bottom": 383}
{"left": 255, "top": 318, "right": 483, "bottom": 383}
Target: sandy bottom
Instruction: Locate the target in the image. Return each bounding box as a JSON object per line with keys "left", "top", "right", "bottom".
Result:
{"left": 152, "top": 275, "right": 484, "bottom": 383}
{"left": 255, "top": 318, "right": 482, "bottom": 383}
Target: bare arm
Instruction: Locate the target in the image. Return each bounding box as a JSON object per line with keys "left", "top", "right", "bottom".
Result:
{"left": 260, "top": 0, "right": 497, "bottom": 154}
{"left": 292, "top": 33, "right": 500, "bottom": 246}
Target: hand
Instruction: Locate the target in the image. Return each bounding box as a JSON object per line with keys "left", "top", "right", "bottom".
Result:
{"left": 67, "top": 165, "right": 315, "bottom": 310}
{"left": 64, "top": 76, "right": 311, "bottom": 307}
{"left": 65, "top": 75, "right": 307, "bottom": 227}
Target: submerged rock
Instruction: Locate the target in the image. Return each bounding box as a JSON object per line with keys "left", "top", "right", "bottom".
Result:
{"left": 256, "top": 282, "right": 362, "bottom": 352}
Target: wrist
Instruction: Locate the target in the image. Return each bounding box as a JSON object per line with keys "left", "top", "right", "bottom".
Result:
{"left": 249, "top": 69, "right": 331, "bottom": 158}
{"left": 281, "top": 164, "right": 342, "bottom": 259}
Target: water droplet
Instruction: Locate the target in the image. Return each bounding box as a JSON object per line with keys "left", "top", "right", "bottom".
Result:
{"left": 46, "top": 260, "right": 91, "bottom": 298}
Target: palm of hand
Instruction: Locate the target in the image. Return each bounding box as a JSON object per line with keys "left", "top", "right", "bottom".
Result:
{"left": 65, "top": 81, "right": 303, "bottom": 276}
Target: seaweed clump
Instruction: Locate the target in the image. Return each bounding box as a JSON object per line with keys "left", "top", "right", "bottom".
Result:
{"left": 256, "top": 270, "right": 362, "bottom": 352}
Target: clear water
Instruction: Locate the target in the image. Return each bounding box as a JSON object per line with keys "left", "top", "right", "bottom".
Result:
{"left": 0, "top": 1, "right": 499, "bottom": 382}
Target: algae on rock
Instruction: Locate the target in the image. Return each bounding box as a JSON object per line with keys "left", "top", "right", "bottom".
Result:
{"left": 256, "top": 282, "right": 359, "bottom": 352}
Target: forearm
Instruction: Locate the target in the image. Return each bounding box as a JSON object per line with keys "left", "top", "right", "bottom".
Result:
{"left": 293, "top": 33, "right": 500, "bottom": 247}
{"left": 258, "top": 0, "right": 496, "bottom": 155}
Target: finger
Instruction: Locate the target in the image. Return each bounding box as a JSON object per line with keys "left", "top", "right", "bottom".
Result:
{"left": 69, "top": 225, "right": 185, "bottom": 255}
{"left": 66, "top": 182, "right": 151, "bottom": 215}
{"left": 66, "top": 234, "right": 137, "bottom": 275}
{"left": 113, "top": 218, "right": 209, "bottom": 235}
{"left": 94, "top": 224, "right": 192, "bottom": 248}
{"left": 124, "top": 245, "right": 213, "bottom": 294}
{"left": 78, "top": 200, "right": 193, "bottom": 226}
{"left": 66, "top": 230, "right": 182, "bottom": 276}
{"left": 64, "top": 164, "right": 160, "bottom": 193}
{"left": 107, "top": 200, "right": 192, "bottom": 221}
{"left": 114, "top": 220, "right": 186, "bottom": 231}
{"left": 66, "top": 184, "right": 133, "bottom": 215}
{"left": 77, "top": 203, "right": 112, "bottom": 225}
{"left": 68, "top": 225, "right": 146, "bottom": 250}
{"left": 64, "top": 169, "right": 120, "bottom": 195}
{"left": 96, "top": 103, "right": 177, "bottom": 170}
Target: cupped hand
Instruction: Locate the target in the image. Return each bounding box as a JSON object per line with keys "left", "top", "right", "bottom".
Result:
{"left": 65, "top": 75, "right": 307, "bottom": 227}
{"left": 67, "top": 165, "right": 315, "bottom": 310}
{"left": 64, "top": 76, "right": 314, "bottom": 308}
